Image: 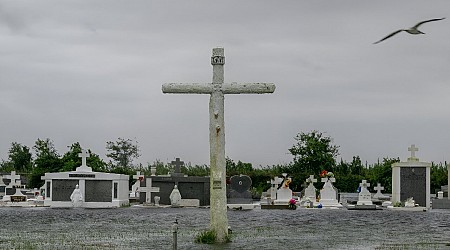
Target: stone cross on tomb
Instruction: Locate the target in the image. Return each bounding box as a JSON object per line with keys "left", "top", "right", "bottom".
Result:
{"left": 138, "top": 178, "right": 160, "bottom": 204}
{"left": 171, "top": 158, "right": 185, "bottom": 177}
{"left": 77, "top": 149, "right": 92, "bottom": 172}
{"left": 5, "top": 171, "right": 21, "bottom": 187}
{"left": 306, "top": 175, "right": 317, "bottom": 185}
{"left": 78, "top": 149, "right": 89, "bottom": 167}
{"left": 162, "top": 47, "right": 275, "bottom": 242}
{"left": 321, "top": 176, "right": 336, "bottom": 183}
{"left": 359, "top": 180, "right": 370, "bottom": 191}
{"left": 408, "top": 144, "right": 419, "bottom": 161}
{"left": 374, "top": 183, "right": 384, "bottom": 193}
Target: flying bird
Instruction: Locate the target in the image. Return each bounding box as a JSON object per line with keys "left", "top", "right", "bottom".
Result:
{"left": 373, "top": 17, "right": 445, "bottom": 44}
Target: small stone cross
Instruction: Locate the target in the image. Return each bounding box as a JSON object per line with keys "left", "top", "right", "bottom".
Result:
{"left": 171, "top": 158, "right": 184, "bottom": 173}
{"left": 359, "top": 180, "right": 370, "bottom": 190}
{"left": 5, "top": 171, "right": 21, "bottom": 187}
{"left": 138, "top": 178, "right": 160, "bottom": 203}
{"left": 374, "top": 183, "right": 384, "bottom": 193}
{"left": 306, "top": 175, "right": 317, "bottom": 184}
{"left": 78, "top": 149, "right": 90, "bottom": 167}
{"left": 321, "top": 177, "right": 336, "bottom": 183}
{"left": 408, "top": 144, "right": 419, "bottom": 161}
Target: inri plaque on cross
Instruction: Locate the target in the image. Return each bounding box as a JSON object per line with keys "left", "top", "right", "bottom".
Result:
{"left": 162, "top": 47, "right": 275, "bottom": 242}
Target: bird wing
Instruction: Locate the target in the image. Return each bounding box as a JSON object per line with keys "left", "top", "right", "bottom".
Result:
{"left": 413, "top": 17, "right": 446, "bottom": 28}
{"left": 373, "top": 29, "right": 404, "bottom": 44}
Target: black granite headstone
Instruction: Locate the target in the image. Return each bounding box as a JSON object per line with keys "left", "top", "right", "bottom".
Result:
{"left": 400, "top": 167, "right": 426, "bottom": 206}
{"left": 52, "top": 180, "right": 79, "bottom": 201}
{"left": 85, "top": 180, "right": 112, "bottom": 202}
{"left": 227, "top": 175, "right": 253, "bottom": 204}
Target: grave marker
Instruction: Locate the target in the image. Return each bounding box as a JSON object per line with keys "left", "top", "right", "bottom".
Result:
{"left": 163, "top": 47, "right": 275, "bottom": 241}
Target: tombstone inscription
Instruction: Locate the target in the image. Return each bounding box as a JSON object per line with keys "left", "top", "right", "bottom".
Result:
{"left": 162, "top": 47, "right": 275, "bottom": 242}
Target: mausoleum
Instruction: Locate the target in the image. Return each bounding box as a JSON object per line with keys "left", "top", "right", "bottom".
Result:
{"left": 391, "top": 144, "right": 431, "bottom": 209}
{"left": 41, "top": 150, "right": 129, "bottom": 208}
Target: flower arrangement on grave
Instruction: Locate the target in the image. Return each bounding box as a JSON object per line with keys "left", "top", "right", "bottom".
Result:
{"left": 288, "top": 198, "right": 297, "bottom": 210}
{"left": 320, "top": 170, "right": 334, "bottom": 179}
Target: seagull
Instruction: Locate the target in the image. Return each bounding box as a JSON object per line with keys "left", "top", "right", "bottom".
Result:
{"left": 373, "top": 17, "right": 445, "bottom": 44}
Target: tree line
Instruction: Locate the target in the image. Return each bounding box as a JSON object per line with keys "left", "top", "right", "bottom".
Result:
{"left": 1, "top": 131, "right": 448, "bottom": 195}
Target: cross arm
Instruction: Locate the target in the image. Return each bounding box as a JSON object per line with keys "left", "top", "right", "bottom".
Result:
{"left": 162, "top": 83, "right": 213, "bottom": 94}
{"left": 222, "top": 83, "right": 275, "bottom": 94}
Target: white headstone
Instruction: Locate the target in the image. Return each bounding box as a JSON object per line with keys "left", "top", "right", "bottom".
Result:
{"left": 303, "top": 175, "right": 317, "bottom": 201}
{"left": 319, "top": 175, "right": 342, "bottom": 207}
{"left": 357, "top": 180, "right": 373, "bottom": 205}
{"left": 373, "top": 183, "right": 387, "bottom": 199}
{"left": 162, "top": 48, "right": 275, "bottom": 242}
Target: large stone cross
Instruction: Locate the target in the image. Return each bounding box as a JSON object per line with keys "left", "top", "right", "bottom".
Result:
{"left": 138, "top": 178, "right": 160, "bottom": 204}
{"left": 408, "top": 144, "right": 419, "bottom": 161}
{"left": 5, "top": 171, "right": 21, "bottom": 188}
{"left": 162, "top": 47, "right": 275, "bottom": 242}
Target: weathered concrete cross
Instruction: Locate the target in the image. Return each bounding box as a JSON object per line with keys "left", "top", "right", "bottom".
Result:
{"left": 408, "top": 144, "right": 419, "bottom": 161}
{"left": 162, "top": 47, "right": 275, "bottom": 242}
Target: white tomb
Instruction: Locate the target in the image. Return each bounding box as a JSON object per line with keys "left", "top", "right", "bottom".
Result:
{"left": 357, "top": 180, "right": 373, "bottom": 206}
{"left": 41, "top": 149, "right": 129, "bottom": 208}
{"left": 391, "top": 144, "right": 430, "bottom": 209}
{"left": 319, "top": 173, "right": 342, "bottom": 208}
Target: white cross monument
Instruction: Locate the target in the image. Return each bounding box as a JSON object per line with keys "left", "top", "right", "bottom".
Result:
{"left": 5, "top": 171, "right": 21, "bottom": 188}
{"left": 162, "top": 47, "right": 275, "bottom": 242}
{"left": 137, "top": 178, "right": 160, "bottom": 204}
{"left": 77, "top": 149, "right": 92, "bottom": 172}
{"left": 408, "top": 144, "right": 419, "bottom": 162}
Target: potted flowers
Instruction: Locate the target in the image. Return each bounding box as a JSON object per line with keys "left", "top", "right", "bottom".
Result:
{"left": 288, "top": 198, "right": 297, "bottom": 210}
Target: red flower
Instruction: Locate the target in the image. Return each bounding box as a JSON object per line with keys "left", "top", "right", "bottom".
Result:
{"left": 320, "top": 170, "right": 328, "bottom": 177}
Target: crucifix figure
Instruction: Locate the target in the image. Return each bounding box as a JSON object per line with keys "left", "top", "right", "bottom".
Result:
{"left": 408, "top": 144, "right": 419, "bottom": 161}
{"left": 162, "top": 47, "right": 275, "bottom": 242}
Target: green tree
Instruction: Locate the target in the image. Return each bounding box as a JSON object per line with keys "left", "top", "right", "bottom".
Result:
{"left": 288, "top": 130, "right": 339, "bottom": 189}
{"left": 106, "top": 138, "right": 141, "bottom": 170}
{"left": 1, "top": 142, "right": 33, "bottom": 173}
{"left": 29, "top": 138, "right": 63, "bottom": 188}
{"left": 61, "top": 142, "right": 107, "bottom": 172}
{"left": 430, "top": 162, "right": 448, "bottom": 194}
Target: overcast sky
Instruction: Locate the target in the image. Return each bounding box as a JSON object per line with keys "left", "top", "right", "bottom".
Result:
{"left": 1, "top": 1, "right": 449, "bottom": 168}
